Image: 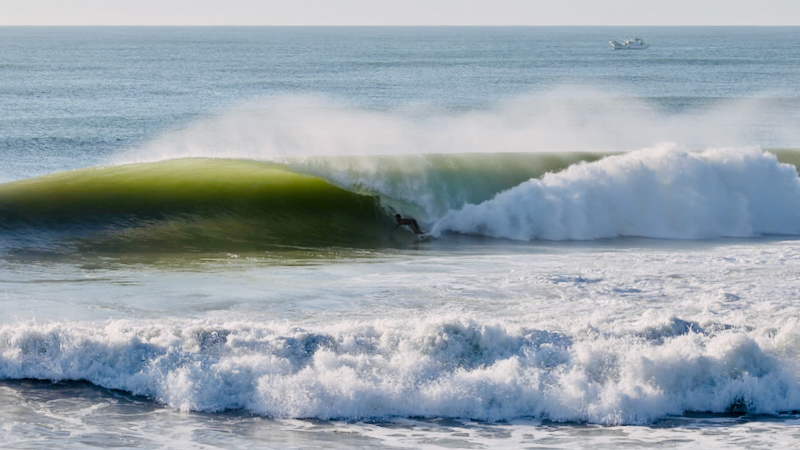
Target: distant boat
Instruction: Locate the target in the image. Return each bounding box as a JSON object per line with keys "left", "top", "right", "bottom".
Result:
{"left": 610, "top": 38, "right": 649, "bottom": 50}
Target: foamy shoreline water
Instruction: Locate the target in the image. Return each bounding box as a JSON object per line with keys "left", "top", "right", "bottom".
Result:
{"left": 2, "top": 240, "right": 799, "bottom": 427}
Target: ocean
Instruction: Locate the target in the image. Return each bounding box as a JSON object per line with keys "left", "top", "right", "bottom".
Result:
{"left": 2, "top": 26, "right": 800, "bottom": 448}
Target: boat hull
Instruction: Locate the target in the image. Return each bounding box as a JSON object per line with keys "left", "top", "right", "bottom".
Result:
{"left": 610, "top": 39, "right": 649, "bottom": 50}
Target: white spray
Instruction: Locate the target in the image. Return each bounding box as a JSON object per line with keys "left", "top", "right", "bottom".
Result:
{"left": 114, "top": 89, "right": 800, "bottom": 164}
{"left": 433, "top": 144, "right": 800, "bottom": 240}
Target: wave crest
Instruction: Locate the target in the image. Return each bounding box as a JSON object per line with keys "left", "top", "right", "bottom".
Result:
{"left": 2, "top": 316, "right": 799, "bottom": 424}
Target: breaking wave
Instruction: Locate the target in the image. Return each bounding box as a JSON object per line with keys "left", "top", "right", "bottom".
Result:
{"left": 3, "top": 146, "right": 800, "bottom": 253}
{"left": 433, "top": 145, "right": 800, "bottom": 240}
{"left": 1, "top": 315, "right": 799, "bottom": 424}
{"left": 0, "top": 153, "right": 599, "bottom": 252}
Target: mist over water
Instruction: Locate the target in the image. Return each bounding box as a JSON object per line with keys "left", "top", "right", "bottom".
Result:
{"left": 117, "top": 91, "right": 800, "bottom": 165}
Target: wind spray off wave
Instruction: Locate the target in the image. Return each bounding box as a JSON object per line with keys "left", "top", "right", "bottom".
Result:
{"left": 433, "top": 145, "right": 800, "bottom": 241}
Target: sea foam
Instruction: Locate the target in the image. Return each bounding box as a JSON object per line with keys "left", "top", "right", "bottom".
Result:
{"left": 432, "top": 145, "right": 800, "bottom": 240}
{"left": 1, "top": 315, "right": 798, "bottom": 425}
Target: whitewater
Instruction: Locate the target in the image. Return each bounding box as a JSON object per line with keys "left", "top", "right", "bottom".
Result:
{"left": 433, "top": 145, "right": 800, "bottom": 240}
{"left": 2, "top": 26, "right": 800, "bottom": 449}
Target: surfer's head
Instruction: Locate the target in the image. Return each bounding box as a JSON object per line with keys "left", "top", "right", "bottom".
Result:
{"left": 395, "top": 214, "right": 402, "bottom": 221}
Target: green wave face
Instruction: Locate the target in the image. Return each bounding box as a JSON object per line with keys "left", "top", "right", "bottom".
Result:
{"left": 0, "top": 159, "right": 399, "bottom": 252}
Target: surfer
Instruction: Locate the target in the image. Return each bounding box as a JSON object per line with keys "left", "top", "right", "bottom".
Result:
{"left": 394, "top": 214, "right": 424, "bottom": 234}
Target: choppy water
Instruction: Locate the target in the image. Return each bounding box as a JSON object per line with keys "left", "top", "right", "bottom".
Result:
{"left": 2, "top": 26, "right": 800, "bottom": 449}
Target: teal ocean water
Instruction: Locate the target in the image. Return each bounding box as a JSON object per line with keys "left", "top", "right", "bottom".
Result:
{"left": 2, "top": 27, "right": 800, "bottom": 448}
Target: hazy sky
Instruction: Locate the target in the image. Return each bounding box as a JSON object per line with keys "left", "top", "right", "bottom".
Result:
{"left": 2, "top": 0, "right": 799, "bottom": 26}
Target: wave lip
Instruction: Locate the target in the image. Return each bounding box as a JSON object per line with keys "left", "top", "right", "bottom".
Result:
{"left": 433, "top": 145, "right": 800, "bottom": 241}
{"left": 1, "top": 316, "right": 799, "bottom": 425}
